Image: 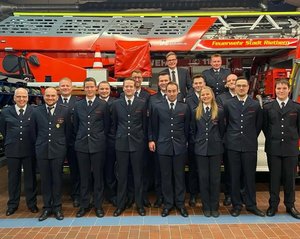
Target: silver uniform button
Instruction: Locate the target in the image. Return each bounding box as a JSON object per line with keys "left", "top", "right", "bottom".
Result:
{"left": 20, "top": 138, "right": 22, "bottom": 140}
{"left": 49, "top": 139, "right": 51, "bottom": 142}
{"left": 49, "top": 134, "right": 51, "bottom": 136}
{"left": 88, "top": 134, "right": 90, "bottom": 137}
{"left": 128, "top": 133, "right": 130, "bottom": 135}
{"left": 20, "top": 132, "right": 22, "bottom": 135}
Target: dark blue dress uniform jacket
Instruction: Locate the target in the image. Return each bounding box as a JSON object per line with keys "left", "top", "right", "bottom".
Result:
{"left": 0, "top": 105, "right": 34, "bottom": 158}
{"left": 73, "top": 97, "right": 109, "bottom": 153}
{"left": 224, "top": 97, "right": 263, "bottom": 152}
{"left": 31, "top": 104, "right": 70, "bottom": 160}
{"left": 263, "top": 99, "right": 300, "bottom": 157}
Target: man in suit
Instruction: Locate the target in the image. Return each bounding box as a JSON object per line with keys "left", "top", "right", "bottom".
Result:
{"left": 185, "top": 74, "right": 206, "bottom": 207}
{"left": 58, "top": 77, "right": 80, "bottom": 208}
{"left": 161, "top": 52, "right": 192, "bottom": 99}
{"left": 31, "top": 87, "right": 70, "bottom": 221}
{"left": 149, "top": 82, "right": 190, "bottom": 217}
{"left": 224, "top": 77, "right": 264, "bottom": 217}
{"left": 263, "top": 79, "right": 300, "bottom": 219}
{"left": 73, "top": 77, "right": 109, "bottom": 218}
{"left": 216, "top": 73, "right": 237, "bottom": 207}
{"left": 98, "top": 81, "right": 117, "bottom": 206}
{"left": 0, "top": 88, "right": 38, "bottom": 216}
{"left": 202, "top": 54, "right": 231, "bottom": 96}
{"left": 111, "top": 78, "right": 148, "bottom": 217}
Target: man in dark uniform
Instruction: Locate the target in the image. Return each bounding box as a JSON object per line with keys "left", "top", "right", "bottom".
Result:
{"left": 202, "top": 54, "right": 230, "bottom": 96}
{"left": 148, "top": 72, "right": 170, "bottom": 208}
{"left": 263, "top": 79, "right": 300, "bottom": 219}
{"left": 58, "top": 77, "right": 81, "bottom": 208}
{"left": 149, "top": 82, "right": 190, "bottom": 217}
{"left": 224, "top": 76, "right": 265, "bottom": 217}
{"left": 216, "top": 73, "right": 237, "bottom": 206}
{"left": 0, "top": 88, "right": 38, "bottom": 216}
{"left": 31, "top": 87, "right": 70, "bottom": 221}
{"left": 161, "top": 52, "right": 192, "bottom": 99}
{"left": 74, "top": 77, "right": 109, "bottom": 218}
{"left": 185, "top": 74, "right": 206, "bottom": 207}
{"left": 111, "top": 78, "right": 148, "bottom": 217}
{"left": 98, "top": 80, "right": 117, "bottom": 206}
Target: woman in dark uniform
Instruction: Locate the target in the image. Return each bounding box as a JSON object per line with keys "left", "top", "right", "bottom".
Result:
{"left": 191, "top": 86, "right": 225, "bottom": 218}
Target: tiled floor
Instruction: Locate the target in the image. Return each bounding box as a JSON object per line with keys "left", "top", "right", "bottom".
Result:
{"left": 0, "top": 166, "right": 300, "bottom": 239}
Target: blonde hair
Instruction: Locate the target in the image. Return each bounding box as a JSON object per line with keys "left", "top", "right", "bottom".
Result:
{"left": 195, "top": 86, "right": 218, "bottom": 120}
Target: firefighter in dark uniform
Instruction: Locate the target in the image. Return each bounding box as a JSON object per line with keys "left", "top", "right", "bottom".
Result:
{"left": 149, "top": 82, "right": 190, "bottom": 218}
{"left": 74, "top": 77, "right": 109, "bottom": 218}
{"left": 111, "top": 78, "right": 148, "bottom": 217}
{"left": 224, "top": 77, "right": 265, "bottom": 217}
{"left": 263, "top": 78, "right": 300, "bottom": 219}
{"left": 31, "top": 87, "right": 70, "bottom": 221}
{"left": 58, "top": 77, "right": 81, "bottom": 208}
{"left": 0, "top": 88, "right": 38, "bottom": 216}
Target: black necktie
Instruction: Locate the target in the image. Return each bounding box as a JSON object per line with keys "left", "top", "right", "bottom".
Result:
{"left": 172, "top": 70, "right": 176, "bottom": 82}
{"left": 239, "top": 100, "right": 244, "bottom": 111}
{"left": 47, "top": 106, "right": 54, "bottom": 116}
{"left": 205, "top": 106, "right": 210, "bottom": 117}
{"left": 88, "top": 100, "right": 92, "bottom": 107}
{"left": 63, "top": 98, "right": 68, "bottom": 104}
{"left": 170, "top": 102, "right": 174, "bottom": 113}
{"left": 281, "top": 102, "right": 285, "bottom": 109}
{"left": 127, "top": 99, "right": 132, "bottom": 111}
{"left": 19, "top": 108, "right": 24, "bottom": 117}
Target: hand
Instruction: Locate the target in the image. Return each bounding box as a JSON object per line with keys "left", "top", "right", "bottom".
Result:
{"left": 148, "top": 141, "right": 156, "bottom": 152}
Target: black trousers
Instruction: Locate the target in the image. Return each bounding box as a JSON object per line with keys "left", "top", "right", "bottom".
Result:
{"left": 195, "top": 154, "right": 222, "bottom": 211}
{"left": 222, "top": 148, "right": 231, "bottom": 197}
{"left": 7, "top": 156, "right": 37, "bottom": 209}
{"left": 67, "top": 146, "right": 80, "bottom": 201}
{"left": 267, "top": 154, "right": 298, "bottom": 209}
{"left": 228, "top": 150, "right": 257, "bottom": 209}
{"left": 153, "top": 151, "right": 162, "bottom": 199}
{"left": 77, "top": 151, "right": 105, "bottom": 209}
{"left": 116, "top": 150, "right": 144, "bottom": 209}
{"left": 188, "top": 143, "right": 199, "bottom": 196}
{"left": 104, "top": 143, "right": 117, "bottom": 202}
{"left": 38, "top": 157, "right": 64, "bottom": 211}
{"left": 159, "top": 153, "right": 186, "bottom": 209}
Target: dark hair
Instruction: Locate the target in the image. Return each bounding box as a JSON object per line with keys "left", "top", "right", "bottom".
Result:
{"left": 83, "top": 77, "right": 97, "bottom": 87}
{"left": 166, "top": 51, "right": 177, "bottom": 59}
{"left": 192, "top": 74, "right": 206, "bottom": 84}
{"left": 235, "top": 76, "right": 249, "bottom": 84}
{"left": 123, "top": 77, "right": 135, "bottom": 86}
{"left": 166, "top": 81, "right": 179, "bottom": 90}
{"left": 275, "top": 78, "right": 290, "bottom": 88}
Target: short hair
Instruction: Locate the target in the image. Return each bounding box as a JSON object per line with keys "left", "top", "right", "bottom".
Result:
{"left": 192, "top": 74, "right": 206, "bottom": 84}
{"left": 131, "top": 69, "right": 142, "bottom": 75}
{"left": 83, "top": 77, "right": 97, "bottom": 87}
{"left": 166, "top": 51, "right": 177, "bottom": 59}
{"left": 123, "top": 77, "right": 135, "bottom": 86}
{"left": 158, "top": 71, "right": 170, "bottom": 77}
{"left": 275, "top": 78, "right": 290, "bottom": 88}
{"left": 166, "top": 81, "right": 179, "bottom": 90}
{"left": 59, "top": 77, "right": 72, "bottom": 84}
{"left": 211, "top": 54, "right": 222, "bottom": 59}
{"left": 98, "top": 80, "right": 110, "bottom": 87}
{"left": 14, "top": 87, "right": 28, "bottom": 96}
{"left": 235, "top": 76, "right": 249, "bottom": 84}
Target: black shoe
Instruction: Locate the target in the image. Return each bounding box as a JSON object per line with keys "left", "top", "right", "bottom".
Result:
{"left": 230, "top": 208, "right": 241, "bottom": 217}
{"left": 6, "top": 207, "right": 17, "bottom": 216}
{"left": 153, "top": 198, "right": 163, "bottom": 208}
{"left": 286, "top": 207, "right": 300, "bottom": 219}
{"left": 29, "top": 205, "right": 39, "bottom": 213}
{"left": 211, "top": 210, "right": 220, "bottom": 218}
{"left": 161, "top": 208, "right": 170, "bottom": 217}
{"left": 223, "top": 196, "right": 232, "bottom": 206}
{"left": 113, "top": 208, "right": 124, "bottom": 217}
{"left": 76, "top": 208, "right": 90, "bottom": 218}
{"left": 126, "top": 199, "right": 134, "bottom": 209}
{"left": 95, "top": 208, "right": 104, "bottom": 218}
{"left": 203, "top": 210, "right": 211, "bottom": 217}
{"left": 73, "top": 199, "right": 80, "bottom": 208}
{"left": 246, "top": 207, "right": 265, "bottom": 217}
{"left": 143, "top": 199, "right": 152, "bottom": 208}
{"left": 38, "top": 210, "right": 52, "bottom": 221}
{"left": 178, "top": 207, "right": 189, "bottom": 217}
{"left": 266, "top": 207, "right": 277, "bottom": 217}
{"left": 54, "top": 210, "right": 64, "bottom": 220}
{"left": 137, "top": 207, "right": 146, "bottom": 216}
{"left": 189, "top": 195, "right": 196, "bottom": 207}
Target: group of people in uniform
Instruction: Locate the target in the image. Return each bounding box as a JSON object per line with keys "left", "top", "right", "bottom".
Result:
{"left": 0, "top": 52, "right": 300, "bottom": 221}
